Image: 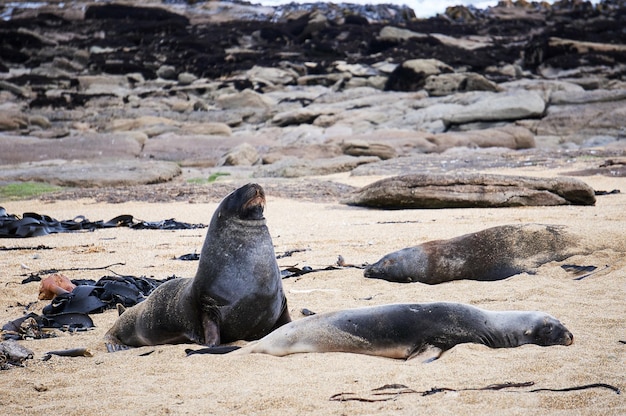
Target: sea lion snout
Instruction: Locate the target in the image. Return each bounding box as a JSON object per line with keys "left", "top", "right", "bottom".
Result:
{"left": 563, "top": 331, "right": 574, "bottom": 346}
{"left": 241, "top": 184, "right": 266, "bottom": 219}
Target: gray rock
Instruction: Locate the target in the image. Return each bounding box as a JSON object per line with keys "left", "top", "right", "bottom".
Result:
{"left": 378, "top": 26, "right": 427, "bottom": 42}
{"left": 141, "top": 133, "right": 252, "bottom": 166}
{"left": 218, "top": 142, "right": 260, "bottom": 166}
{"left": 343, "top": 173, "right": 596, "bottom": 208}
{"left": 0, "top": 340, "right": 34, "bottom": 369}
{"left": 442, "top": 90, "right": 546, "bottom": 125}
{"left": 216, "top": 89, "right": 275, "bottom": 110}
{"left": 254, "top": 155, "right": 379, "bottom": 178}
{"left": 549, "top": 89, "right": 626, "bottom": 105}
{"left": 427, "top": 126, "right": 536, "bottom": 152}
{"left": 340, "top": 140, "right": 397, "bottom": 160}
{"left": 157, "top": 64, "right": 177, "bottom": 80}
{"left": 0, "top": 80, "right": 29, "bottom": 98}
{"left": 177, "top": 72, "right": 198, "bottom": 85}
{"left": 0, "top": 159, "right": 181, "bottom": 187}
{"left": 0, "top": 113, "right": 28, "bottom": 131}
{"left": 385, "top": 58, "right": 454, "bottom": 91}
{"left": 0, "top": 133, "right": 144, "bottom": 164}
{"left": 272, "top": 108, "right": 328, "bottom": 126}
{"left": 424, "top": 72, "right": 499, "bottom": 96}
{"left": 245, "top": 66, "right": 298, "bottom": 85}
{"left": 532, "top": 100, "right": 626, "bottom": 143}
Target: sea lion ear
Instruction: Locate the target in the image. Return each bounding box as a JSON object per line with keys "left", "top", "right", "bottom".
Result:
{"left": 116, "top": 304, "right": 127, "bottom": 316}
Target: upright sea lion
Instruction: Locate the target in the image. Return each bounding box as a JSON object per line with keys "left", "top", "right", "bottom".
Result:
{"left": 188, "top": 303, "right": 573, "bottom": 360}
{"left": 364, "top": 224, "right": 579, "bottom": 284}
{"left": 104, "top": 183, "right": 291, "bottom": 351}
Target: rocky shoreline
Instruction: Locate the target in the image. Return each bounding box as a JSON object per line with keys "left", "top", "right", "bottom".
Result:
{"left": 1, "top": 0, "right": 625, "bottom": 196}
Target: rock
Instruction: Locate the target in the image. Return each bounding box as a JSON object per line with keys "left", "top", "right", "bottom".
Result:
{"left": 340, "top": 140, "right": 397, "bottom": 160}
{"left": 0, "top": 340, "right": 34, "bottom": 369}
{"left": 2, "top": 0, "right": 626, "bottom": 190}
{"left": 549, "top": 89, "right": 626, "bottom": 105}
{"left": 109, "top": 116, "right": 179, "bottom": 136}
{"left": 385, "top": 59, "right": 454, "bottom": 92}
{"left": 0, "top": 133, "right": 144, "bottom": 164}
{"left": 0, "top": 113, "right": 28, "bottom": 131}
{"left": 216, "top": 89, "right": 275, "bottom": 110}
{"left": 0, "top": 159, "right": 182, "bottom": 187}
{"left": 254, "top": 155, "right": 380, "bottom": 178}
{"left": 157, "top": 65, "right": 177, "bottom": 80}
{"left": 378, "top": 26, "right": 427, "bottom": 42}
{"left": 262, "top": 143, "right": 343, "bottom": 164}
{"left": 218, "top": 142, "right": 260, "bottom": 166}
{"left": 342, "top": 173, "right": 596, "bottom": 208}
{"left": 442, "top": 90, "right": 546, "bottom": 125}
{"left": 183, "top": 122, "right": 232, "bottom": 136}
{"left": 532, "top": 100, "right": 626, "bottom": 143}
{"left": 563, "top": 158, "right": 626, "bottom": 178}
{"left": 0, "top": 80, "right": 29, "bottom": 98}
{"left": 428, "top": 126, "right": 536, "bottom": 152}
{"left": 177, "top": 72, "right": 198, "bottom": 85}
{"left": 245, "top": 66, "right": 297, "bottom": 86}
{"left": 78, "top": 75, "right": 130, "bottom": 96}
{"left": 272, "top": 108, "right": 328, "bottom": 127}
{"left": 141, "top": 133, "right": 273, "bottom": 166}
{"left": 330, "top": 130, "right": 438, "bottom": 154}
{"left": 424, "top": 72, "right": 499, "bottom": 96}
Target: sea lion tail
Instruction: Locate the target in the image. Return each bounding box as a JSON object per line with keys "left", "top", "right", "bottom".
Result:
{"left": 185, "top": 345, "right": 242, "bottom": 356}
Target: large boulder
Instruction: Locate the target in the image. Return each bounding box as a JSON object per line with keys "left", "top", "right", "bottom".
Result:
{"left": 343, "top": 173, "right": 596, "bottom": 208}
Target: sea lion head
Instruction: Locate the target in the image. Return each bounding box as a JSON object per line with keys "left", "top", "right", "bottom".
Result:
{"left": 364, "top": 247, "right": 428, "bottom": 283}
{"left": 524, "top": 314, "right": 574, "bottom": 347}
{"left": 217, "top": 183, "right": 266, "bottom": 223}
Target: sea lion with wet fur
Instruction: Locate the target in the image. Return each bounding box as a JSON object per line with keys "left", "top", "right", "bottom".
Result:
{"left": 104, "top": 183, "right": 291, "bottom": 351}
{"left": 188, "top": 303, "right": 573, "bottom": 360}
{"left": 364, "top": 224, "right": 578, "bottom": 284}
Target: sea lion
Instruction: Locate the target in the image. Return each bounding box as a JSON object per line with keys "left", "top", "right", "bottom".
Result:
{"left": 364, "top": 224, "right": 578, "bottom": 284}
{"left": 104, "top": 183, "right": 291, "bottom": 351}
{"left": 188, "top": 302, "right": 573, "bottom": 360}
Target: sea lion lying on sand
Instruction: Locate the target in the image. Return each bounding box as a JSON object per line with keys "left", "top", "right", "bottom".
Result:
{"left": 187, "top": 302, "right": 573, "bottom": 361}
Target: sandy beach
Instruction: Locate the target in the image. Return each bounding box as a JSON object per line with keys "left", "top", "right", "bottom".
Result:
{"left": 1, "top": 167, "right": 624, "bottom": 415}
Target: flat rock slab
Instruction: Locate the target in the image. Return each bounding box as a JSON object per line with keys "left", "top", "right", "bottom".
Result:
{"left": 0, "top": 159, "right": 181, "bottom": 188}
{"left": 253, "top": 155, "right": 380, "bottom": 178}
{"left": 342, "top": 173, "right": 596, "bottom": 208}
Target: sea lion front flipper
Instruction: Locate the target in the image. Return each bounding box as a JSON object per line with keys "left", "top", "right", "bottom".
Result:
{"left": 270, "top": 297, "right": 292, "bottom": 331}
{"left": 104, "top": 333, "right": 133, "bottom": 353}
{"left": 199, "top": 295, "right": 221, "bottom": 346}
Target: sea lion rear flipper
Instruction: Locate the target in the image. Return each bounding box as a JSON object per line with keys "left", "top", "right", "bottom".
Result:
{"left": 185, "top": 345, "right": 241, "bottom": 356}
{"left": 407, "top": 345, "right": 444, "bottom": 363}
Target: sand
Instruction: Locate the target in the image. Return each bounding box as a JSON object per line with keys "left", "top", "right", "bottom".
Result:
{"left": 1, "top": 167, "right": 624, "bottom": 415}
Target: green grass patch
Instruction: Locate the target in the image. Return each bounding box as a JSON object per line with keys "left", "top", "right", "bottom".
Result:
{"left": 187, "top": 172, "right": 231, "bottom": 184}
{"left": 0, "top": 182, "right": 62, "bottom": 200}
